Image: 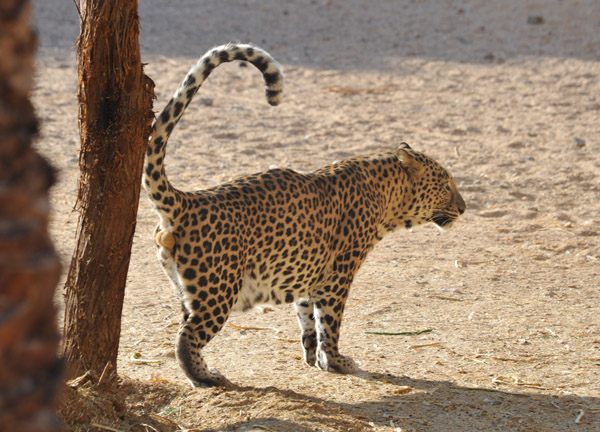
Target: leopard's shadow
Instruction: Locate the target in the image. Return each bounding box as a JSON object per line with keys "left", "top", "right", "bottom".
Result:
{"left": 212, "top": 370, "right": 598, "bottom": 432}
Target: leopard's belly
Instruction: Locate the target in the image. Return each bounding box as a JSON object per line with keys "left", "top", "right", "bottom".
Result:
{"left": 232, "top": 240, "right": 334, "bottom": 312}
{"left": 233, "top": 271, "right": 311, "bottom": 312}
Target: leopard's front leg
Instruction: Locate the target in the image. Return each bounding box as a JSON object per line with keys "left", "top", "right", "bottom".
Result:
{"left": 294, "top": 299, "right": 317, "bottom": 367}
{"left": 311, "top": 274, "right": 357, "bottom": 374}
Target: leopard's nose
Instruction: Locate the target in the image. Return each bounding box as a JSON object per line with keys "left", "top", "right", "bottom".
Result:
{"left": 457, "top": 193, "right": 466, "bottom": 215}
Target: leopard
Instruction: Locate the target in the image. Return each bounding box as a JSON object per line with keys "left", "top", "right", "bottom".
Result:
{"left": 142, "top": 43, "right": 466, "bottom": 387}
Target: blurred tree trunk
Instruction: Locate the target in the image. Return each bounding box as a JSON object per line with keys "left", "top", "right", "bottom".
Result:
{"left": 0, "top": 0, "right": 63, "bottom": 431}
{"left": 61, "top": 0, "right": 154, "bottom": 380}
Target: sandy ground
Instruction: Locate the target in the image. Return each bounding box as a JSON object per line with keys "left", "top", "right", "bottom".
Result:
{"left": 32, "top": 1, "right": 599, "bottom": 431}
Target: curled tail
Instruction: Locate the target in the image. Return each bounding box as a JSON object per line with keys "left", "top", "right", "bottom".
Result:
{"left": 143, "top": 43, "right": 284, "bottom": 226}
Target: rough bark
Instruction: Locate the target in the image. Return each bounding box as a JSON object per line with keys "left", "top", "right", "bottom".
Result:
{"left": 61, "top": 0, "right": 155, "bottom": 380}
{"left": 0, "top": 0, "right": 63, "bottom": 430}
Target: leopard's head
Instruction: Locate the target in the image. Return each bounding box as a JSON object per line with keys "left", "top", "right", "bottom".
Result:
{"left": 394, "top": 143, "right": 465, "bottom": 230}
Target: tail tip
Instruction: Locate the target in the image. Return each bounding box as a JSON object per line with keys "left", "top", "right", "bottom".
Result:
{"left": 266, "top": 89, "right": 282, "bottom": 106}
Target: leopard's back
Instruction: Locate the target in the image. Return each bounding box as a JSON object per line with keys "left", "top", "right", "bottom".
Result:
{"left": 172, "top": 168, "right": 339, "bottom": 312}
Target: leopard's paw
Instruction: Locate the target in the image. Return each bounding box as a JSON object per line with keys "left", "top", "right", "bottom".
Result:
{"left": 188, "top": 368, "right": 232, "bottom": 388}
{"left": 302, "top": 348, "right": 317, "bottom": 368}
{"left": 316, "top": 353, "right": 357, "bottom": 374}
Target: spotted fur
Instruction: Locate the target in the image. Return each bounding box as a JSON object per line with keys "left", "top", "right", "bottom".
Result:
{"left": 143, "top": 43, "right": 466, "bottom": 387}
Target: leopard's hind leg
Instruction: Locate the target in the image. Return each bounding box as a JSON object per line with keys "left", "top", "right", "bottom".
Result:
{"left": 175, "top": 260, "right": 242, "bottom": 387}
{"left": 176, "top": 318, "right": 231, "bottom": 387}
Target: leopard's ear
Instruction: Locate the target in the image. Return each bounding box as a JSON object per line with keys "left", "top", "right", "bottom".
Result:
{"left": 396, "top": 145, "right": 424, "bottom": 176}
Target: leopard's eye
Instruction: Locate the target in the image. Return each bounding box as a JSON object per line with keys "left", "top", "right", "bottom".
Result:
{"left": 442, "top": 183, "right": 453, "bottom": 204}
{"left": 443, "top": 183, "right": 452, "bottom": 196}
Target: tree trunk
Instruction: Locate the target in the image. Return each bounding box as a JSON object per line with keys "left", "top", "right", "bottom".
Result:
{"left": 0, "top": 1, "right": 63, "bottom": 431}
{"left": 61, "top": 0, "right": 154, "bottom": 380}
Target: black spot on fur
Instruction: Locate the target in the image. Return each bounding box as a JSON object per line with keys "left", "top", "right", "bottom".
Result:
{"left": 160, "top": 110, "right": 170, "bottom": 123}
{"left": 218, "top": 50, "right": 231, "bottom": 63}
{"left": 202, "top": 62, "right": 215, "bottom": 79}
{"left": 266, "top": 90, "right": 281, "bottom": 105}
{"left": 184, "top": 268, "right": 197, "bottom": 280}
{"left": 251, "top": 57, "right": 267, "bottom": 72}
{"left": 263, "top": 72, "right": 280, "bottom": 86}
{"left": 186, "top": 87, "right": 197, "bottom": 100}
{"left": 184, "top": 75, "right": 196, "bottom": 88}
{"left": 174, "top": 102, "right": 184, "bottom": 118}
